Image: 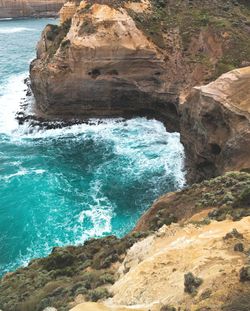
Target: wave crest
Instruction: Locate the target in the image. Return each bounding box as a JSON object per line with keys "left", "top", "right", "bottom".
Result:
{"left": 0, "top": 27, "right": 34, "bottom": 34}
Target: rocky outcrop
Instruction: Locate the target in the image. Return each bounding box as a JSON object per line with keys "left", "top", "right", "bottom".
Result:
{"left": 29, "top": 0, "right": 250, "bottom": 180}
{"left": 111, "top": 217, "right": 250, "bottom": 310}
{"left": 0, "top": 0, "right": 65, "bottom": 18}
{"left": 59, "top": 1, "right": 77, "bottom": 23}
{"left": 180, "top": 67, "right": 250, "bottom": 182}
{"left": 30, "top": 1, "right": 180, "bottom": 129}
{"left": 134, "top": 171, "right": 250, "bottom": 232}
{"left": 70, "top": 302, "right": 146, "bottom": 311}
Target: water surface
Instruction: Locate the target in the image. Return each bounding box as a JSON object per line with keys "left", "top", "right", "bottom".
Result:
{"left": 0, "top": 18, "right": 185, "bottom": 276}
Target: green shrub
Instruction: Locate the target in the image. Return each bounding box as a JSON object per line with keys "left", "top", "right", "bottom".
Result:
{"left": 87, "top": 287, "right": 111, "bottom": 302}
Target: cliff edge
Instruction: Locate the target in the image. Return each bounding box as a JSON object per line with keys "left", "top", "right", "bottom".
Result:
{"left": 29, "top": 0, "right": 250, "bottom": 181}
{"left": 180, "top": 66, "right": 250, "bottom": 181}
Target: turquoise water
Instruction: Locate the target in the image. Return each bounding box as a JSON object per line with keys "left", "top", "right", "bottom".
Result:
{"left": 0, "top": 19, "right": 185, "bottom": 277}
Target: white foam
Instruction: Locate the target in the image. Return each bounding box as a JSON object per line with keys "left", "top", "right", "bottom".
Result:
{"left": 75, "top": 179, "right": 114, "bottom": 243}
{"left": 4, "top": 168, "right": 28, "bottom": 180}
{"left": 0, "top": 73, "right": 27, "bottom": 135}
{"left": 12, "top": 117, "right": 185, "bottom": 192}
{"left": 0, "top": 167, "right": 46, "bottom": 181}
{"left": 0, "top": 27, "right": 34, "bottom": 34}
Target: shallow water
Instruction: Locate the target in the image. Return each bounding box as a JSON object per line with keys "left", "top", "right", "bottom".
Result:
{"left": 0, "top": 18, "right": 185, "bottom": 277}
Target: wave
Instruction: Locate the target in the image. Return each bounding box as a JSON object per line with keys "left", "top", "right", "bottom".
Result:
{"left": 0, "top": 73, "right": 27, "bottom": 135}
{"left": 0, "top": 27, "right": 35, "bottom": 34}
{"left": 1, "top": 168, "right": 46, "bottom": 181}
{"left": 0, "top": 18, "right": 13, "bottom": 21}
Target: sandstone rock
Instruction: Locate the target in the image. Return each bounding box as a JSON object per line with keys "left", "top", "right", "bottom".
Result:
{"left": 60, "top": 1, "right": 78, "bottom": 23}
{"left": 29, "top": 1, "right": 250, "bottom": 181}
{"left": 30, "top": 1, "right": 178, "bottom": 129}
{"left": 0, "top": 0, "right": 65, "bottom": 18}
{"left": 181, "top": 67, "right": 250, "bottom": 182}
{"left": 111, "top": 216, "right": 250, "bottom": 309}
{"left": 69, "top": 302, "right": 147, "bottom": 311}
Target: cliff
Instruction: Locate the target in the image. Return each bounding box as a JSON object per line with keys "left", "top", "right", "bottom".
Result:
{"left": 30, "top": 0, "right": 178, "bottom": 128}
{"left": 0, "top": 1, "right": 249, "bottom": 310}
{"left": 0, "top": 172, "right": 250, "bottom": 311}
{"left": 180, "top": 66, "right": 250, "bottom": 182}
{"left": 29, "top": 0, "right": 250, "bottom": 180}
{"left": 0, "top": 0, "right": 65, "bottom": 18}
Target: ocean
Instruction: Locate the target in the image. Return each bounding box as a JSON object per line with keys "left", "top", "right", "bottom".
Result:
{"left": 0, "top": 18, "right": 185, "bottom": 277}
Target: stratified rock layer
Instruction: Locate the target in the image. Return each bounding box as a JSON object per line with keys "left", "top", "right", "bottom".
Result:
{"left": 181, "top": 67, "right": 250, "bottom": 182}
{"left": 0, "top": 0, "right": 65, "bottom": 18}
{"left": 30, "top": 2, "right": 179, "bottom": 129}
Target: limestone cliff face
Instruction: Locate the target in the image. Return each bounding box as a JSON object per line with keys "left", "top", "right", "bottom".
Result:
{"left": 181, "top": 67, "right": 250, "bottom": 182}
{"left": 0, "top": 0, "right": 65, "bottom": 18}
{"left": 30, "top": 0, "right": 250, "bottom": 180}
{"left": 30, "top": 1, "right": 180, "bottom": 129}
{"left": 30, "top": 0, "right": 231, "bottom": 129}
{"left": 59, "top": 1, "right": 77, "bottom": 23}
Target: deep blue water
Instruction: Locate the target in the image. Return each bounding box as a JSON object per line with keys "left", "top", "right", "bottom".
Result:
{"left": 0, "top": 18, "right": 185, "bottom": 277}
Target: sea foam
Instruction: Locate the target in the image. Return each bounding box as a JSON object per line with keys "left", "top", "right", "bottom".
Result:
{"left": 0, "top": 27, "right": 34, "bottom": 34}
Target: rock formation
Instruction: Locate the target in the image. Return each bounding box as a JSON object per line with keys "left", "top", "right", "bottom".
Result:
{"left": 1, "top": 2, "right": 250, "bottom": 309}
{"left": 111, "top": 217, "right": 250, "bottom": 310}
{"left": 30, "top": 1, "right": 180, "bottom": 129}
{"left": 180, "top": 67, "right": 250, "bottom": 182}
{"left": 30, "top": 0, "right": 250, "bottom": 180}
{"left": 0, "top": 0, "right": 65, "bottom": 18}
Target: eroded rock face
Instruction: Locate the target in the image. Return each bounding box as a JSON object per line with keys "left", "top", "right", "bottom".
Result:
{"left": 30, "top": 1, "right": 179, "bottom": 129}
{"left": 181, "top": 67, "right": 250, "bottom": 182}
{"left": 111, "top": 217, "right": 250, "bottom": 310}
{"left": 60, "top": 1, "right": 78, "bottom": 23}
{"left": 30, "top": 0, "right": 250, "bottom": 180}
{"left": 0, "top": 0, "right": 65, "bottom": 18}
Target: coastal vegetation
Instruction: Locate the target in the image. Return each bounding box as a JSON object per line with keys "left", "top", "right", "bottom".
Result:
{"left": 0, "top": 0, "right": 250, "bottom": 310}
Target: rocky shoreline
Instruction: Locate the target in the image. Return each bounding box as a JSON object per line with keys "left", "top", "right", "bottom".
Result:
{"left": 0, "top": 0, "right": 250, "bottom": 310}
{"left": 1, "top": 172, "right": 250, "bottom": 311}
{"left": 30, "top": 0, "right": 250, "bottom": 183}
